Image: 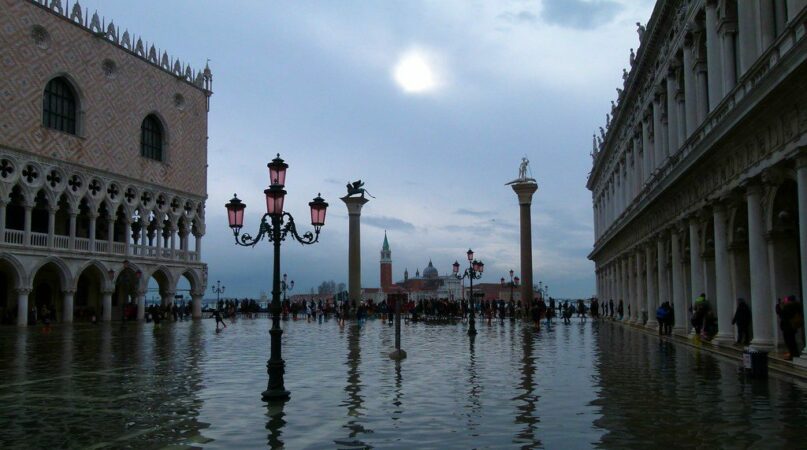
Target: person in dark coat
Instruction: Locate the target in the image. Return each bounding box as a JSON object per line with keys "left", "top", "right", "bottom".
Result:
{"left": 779, "top": 295, "right": 803, "bottom": 360}
{"left": 731, "top": 298, "right": 752, "bottom": 345}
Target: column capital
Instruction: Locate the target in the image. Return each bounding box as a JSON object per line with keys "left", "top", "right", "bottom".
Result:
{"left": 101, "top": 289, "right": 114, "bottom": 296}
{"left": 510, "top": 181, "right": 538, "bottom": 205}
{"left": 62, "top": 289, "right": 76, "bottom": 296}
{"left": 794, "top": 150, "right": 807, "bottom": 170}
{"left": 14, "top": 288, "right": 31, "bottom": 295}
{"left": 341, "top": 196, "right": 370, "bottom": 215}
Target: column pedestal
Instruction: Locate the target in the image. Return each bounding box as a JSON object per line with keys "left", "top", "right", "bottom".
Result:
{"left": 342, "top": 196, "right": 370, "bottom": 313}
{"left": 63, "top": 290, "right": 75, "bottom": 323}
{"left": 511, "top": 180, "right": 538, "bottom": 315}
{"left": 16, "top": 288, "right": 30, "bottom": 327}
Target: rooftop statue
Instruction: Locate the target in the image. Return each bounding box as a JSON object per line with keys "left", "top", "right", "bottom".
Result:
{"left": 346, "top": 180, "right": 375, "bottom": 198}
{"left": 636, "top": 22, "right": 646, "bottom": 41}
{"left": 630, "top": 48, "right": 636, "bottom": 66}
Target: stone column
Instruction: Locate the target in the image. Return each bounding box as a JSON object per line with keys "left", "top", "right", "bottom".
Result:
{"left": 194, "top": 232, "right": 203, "bottom": 259}
{"left": 511, "top": 181, "right": 539, "bottom": 313}
{"left": 795, "top": 154, "right": 807, "bottom": 364}
{"left": 666, "top": 74, "right": 679, "bottom": 155}
{"left": 192, "top": 292, "right": 203, "bottom": 319}
{"left": 626, "top": 254, "right": 634, "bottom": 321}
{"left": 140, "top": 219, "right": 148, "bottom": 255}
{"left": 136, "top": 290, "right": 146, "bottom": 321}
{"left": 695, "top": 60, "right": 709, "bottom": 124}
{"left": 652, "top": 96, "right": 663, "bottom": 171}
{"left": 342, "top": 196, "right": 370, "bottom": 308}
{"left": 671, "top": 227, "right": 686, "bottom": 335}
{"left": 0, "top": 201, "right": 6, "bottom": 244}
{"left": 645, "top": 244, "right": 657, "bottom": 329}
{"left": 16, "top": 288, "right": 30, "bottom": 327}
{"left": 642, "top": 115, "right": 653, "bottom": 182}
{"left": 705, "top": 0, "right": 724, "bottom": 107}
{"left": 759, "top": 0, "right": 776, "bottom": 51}
{"left": 737, "top": 0, "right": 760, "bottom": 76}
{"left": 155, "top": 219, "right": 163, "bottom": 257}
{"left": 633, "top": 249, "right": 643, "bottom": 323}
{"left": 689, "top": 218, "right": 705, "bottom": 320}
{"left": 47, "top": 205, "right": 57, "bottom": 248}
{"left": 676, "top": 89, "right": 686, "bottom": 148}
{"left": 170, "top": 225, "right": 178, "bottom": 259}
{"left": 633, "top": 137, "right": 643, "bottom": 194}
{"left": 683, "top": 36, "right": 698, "bottom": 137}
{"left": 713, "top": 203, "right": 734, "bottom": 344}
{"left": 23, "top": 202, "right": 33, "bottom": 246}
{"left": 720, "top": 21, "right": 738, "bottom": 95}
{"left": 746, "top": 182, "right": 774, "bottom": 350}
{"left": 88, "top": 212, "right": 98, "bottom": 252}
{"left": 657, "top": 236, "right": 668, "bottom": 313}
{"left": 62, "top": 290, "right": 75, "bottom": 323}
{"left": 101, "top": 290, "right": 113, "bottom": 321}
{"left": 107, "top": 219, "right": 115, "bottom": 254}
{"left": 68, "top": 209, "right": 77, "bottom": 250}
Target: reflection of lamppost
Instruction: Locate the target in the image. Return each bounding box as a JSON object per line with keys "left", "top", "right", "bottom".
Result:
{"left": 212, "top": 280, "right": 225, "bottom": 307}
{"left": 500, "top": 269, "right": 520, "bottom": 302}
{"left": 281, "top": 273, "right": 294, "bottom": 303}
{"left": 453, "top": 248, "right": 484, "bottom": 337}
{"left": 225, "top": 153, "right": 329, "bottom": 402}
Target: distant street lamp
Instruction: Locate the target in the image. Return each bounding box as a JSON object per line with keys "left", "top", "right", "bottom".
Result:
{"left": 225, "top": 153, "right": 329, "bottom": 402}
{"left": 282, "top": 273, "right": 294, "bottom": 304}
{"left": 500, "top": 269, "right": 520, "bottom": 304}
{"left": 211, "top": 280, "right": 225, "bottom": 308}
{"left": 453, "top": 248, "right": 484, "bottom": 337}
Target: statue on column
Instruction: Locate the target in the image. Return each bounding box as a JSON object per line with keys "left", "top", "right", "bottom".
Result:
{"left": 518, "top": 157, "right": 529, "bottom": 180}
{"left": 345, "top": 180, "right": 375, "bottom": 198}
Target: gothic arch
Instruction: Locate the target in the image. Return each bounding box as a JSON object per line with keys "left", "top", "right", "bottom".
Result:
{"left": 0, "top": 253, "right": 26, "bottom": 289}
{"left": 41, "top": 72, "right": 86, "bottom": 136}
{"left": 74, "top": 259, "right": 113, "bottom": 292}
{"left": 29, "top": 256, "right": 72, "bottom": 289}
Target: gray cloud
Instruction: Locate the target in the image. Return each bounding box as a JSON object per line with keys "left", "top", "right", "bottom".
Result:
{"left": 540, "top": 0, "right": 622, "bottom": 30}
{"left": 454, "top": 208, "right": 494, "bottom": 217}
{"left": 363, "top": 215, "right": 416, "bottom": 232}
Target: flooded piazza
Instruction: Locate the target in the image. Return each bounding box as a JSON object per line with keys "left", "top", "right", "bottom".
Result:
{"left": 1, "top": 318, "right": 807, "bottom": 449}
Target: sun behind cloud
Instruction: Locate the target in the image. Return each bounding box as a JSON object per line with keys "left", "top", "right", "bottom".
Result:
{"left": 393, "top": 49, "right": 440, "bottom": 94}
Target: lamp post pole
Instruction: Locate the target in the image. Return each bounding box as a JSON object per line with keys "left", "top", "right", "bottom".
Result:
{"left": 453, "top": 249, "right": 484, "bottom": 337}
{"left": 225, "top": 154, "right": 329, "bottom": 402}
{"left": 212, "top": 280, "right": 225, "bottom": 309}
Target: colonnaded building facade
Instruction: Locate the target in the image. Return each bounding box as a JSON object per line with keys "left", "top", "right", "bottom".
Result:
{"left": 0, "top": 0, "right": 212, "bottom": 325}
{"left": 588, "top": 0, "right": 807, "bottom": 356}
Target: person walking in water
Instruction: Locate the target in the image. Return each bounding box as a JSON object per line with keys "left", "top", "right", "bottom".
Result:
{"left": 731, "top": 298, "right": 752, "bottom": 345}
{"left": 213, "top": 308, "right": 227, "bottom": 331}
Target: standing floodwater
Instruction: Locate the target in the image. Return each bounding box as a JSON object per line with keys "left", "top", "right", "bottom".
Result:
{"left": 0, "top": 319, "right": 806, "bottom": 448}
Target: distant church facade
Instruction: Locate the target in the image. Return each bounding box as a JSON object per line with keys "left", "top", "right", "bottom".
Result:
{"left": 0, "top": 0, "right": 212, "bottom": 325}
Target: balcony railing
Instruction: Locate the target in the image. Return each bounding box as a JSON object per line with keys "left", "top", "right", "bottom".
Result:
{"left": 0, "top": 229, "right": 201, "bottom": 263}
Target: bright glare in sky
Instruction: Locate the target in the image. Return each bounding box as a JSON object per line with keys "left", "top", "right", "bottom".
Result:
{"left": 393, "top": 51, "right": 438, "bottom": 93}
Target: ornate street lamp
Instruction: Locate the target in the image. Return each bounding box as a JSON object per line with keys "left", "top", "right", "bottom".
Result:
{"left": 500, "top": 270, "right": 519, "bottom": 304}
{"left": 211, "top": 280, "right": 225, "bottom": 308}
{"left": 225, "top": 153, "right": 328, "bottom": 402}
{"left": 453, "top": 248, "right": 484, "bottom": 336}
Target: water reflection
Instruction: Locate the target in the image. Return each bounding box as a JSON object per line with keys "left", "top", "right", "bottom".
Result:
{"left": 514, "top": 327, "right": 540, "bottom": 448}
{"left": 337, "top": 323, "right": 372, "bottom": 448}
{"left": 265, "top": 401, "right": 286, "bottom": 448}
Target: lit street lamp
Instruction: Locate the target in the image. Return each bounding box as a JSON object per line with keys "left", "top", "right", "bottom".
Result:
{"left": 211, "top": 280, "right": 225, "bottom": 308}
{"left": 453, "top": 248, "right": 484, "bottom": 337}
{"left": 225, "top": 153, "right": 329, "bottom": 402}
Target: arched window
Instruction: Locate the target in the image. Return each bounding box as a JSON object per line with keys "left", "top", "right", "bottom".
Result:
{"left": 140, "top": 115, "right": 164, "bottom": 161}
{"left": 42, "top": 77, "right": 77, "bottom": 134}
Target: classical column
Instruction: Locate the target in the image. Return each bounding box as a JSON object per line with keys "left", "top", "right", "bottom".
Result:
{"left": 23, "top": 202, "right": 33, "bottom": 246}
{"left": 796, "top": 154, "right": 807, "bottom": 364}
{"left": 101, "top": 290, "right": 113, "bottom": 321}
{"left": 62, "top": 290, "right": 74, "bottom": 323}
{"left": 746, "top": 182, "right": 774, "bottom": 350}
{"left": 155, "top": 219, "right": 163, "bottom": 257}
{"left": 123, "top": 216, "right": 132, "bottom": 256}
{"left": 633, "top": 137, "right": 643, "bottom": 194}
{"left": 136, "top": 290, "right": 146, "bottom": 320}
{"left": 737, "top": 0, "right": 760, "bottom": 76}
{"left": 652, "top": 96, "right": 663, "bottom": 171}
{"left": 511, "top": 181, "right": 539, "bottom": 313}
{"left": 47, "top": 205, "right": 57, "bottom": 248}
{"left": 645, "top": 244, "right": 657, "bottom": 329}
{"left": 170, "top": 225, "right": 177, "bottom": 259}
{"left": 0, "top": 200, "right": 6, "bottom": 244}
{"left": 140, "top": 219, "right": 148, "bottom": 254}
{"left": 194, "top": 232, "right": 202, "bottom": 259}
{"left": 68, "top": 208, "right": 77, "bottom": 250}
{"left": 657, "top": 235, "right": 668, "bottom": 312}
{"left": 683, "top": 35, "right": 697, "bottom": 138}
{"left": 192, "top": 292, "right": 203, "bottom": 319}
{"left": 341, "top": 195, "right": 370, "bottom": 308}
{"left": 676, "top": 88, "right": 686, "bottom": 148}
{"left": 689, "top": 218, "right": 705, "bottom": 314}
{"left": 759, "top": 0, "right": 776, "bottom": 51}
{"left": 88, "top": 211, "right": 98, "bottom": 252}
{"left": 633, "top": 249, "right": 643, "bottom": 323}
{"left": 671, "top": 227, "right": 686, "bottom": 335}
{"left": 695, "top": 60, "right": 709, "bottom": 125}
{"left": 705, "top": 0, "right": 724, "bottom": 107}
{"left": 666, "top": 73, "right": 680, "bottom": 155}
{"left": 713, "top": 203, "right": 734, "bottom": 344}
{"left": 16, "top": 288, "right": 30, "bottom": 327}
{"left": 626, "top": 254, "right": 634, "bottom": 321}
{"left": 642, "top": 115, "right": 653, "bottom": 182}
{"left": 720, "top": 20, "right": 738, "bottom": 95}
{"left": 161, "top": 290, "right": 176, "bottom": 307}
{"left": 107, "top": 218, "right": 115, "bottom": 254}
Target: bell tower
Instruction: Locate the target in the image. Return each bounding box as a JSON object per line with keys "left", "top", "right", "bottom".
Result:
{"left": 380, "top": 231, "right": 392, "bottom": 292}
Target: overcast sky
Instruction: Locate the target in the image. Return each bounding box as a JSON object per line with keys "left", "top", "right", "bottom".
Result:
{"left": 94, "top": 0, "right": 655, "bottom": 299}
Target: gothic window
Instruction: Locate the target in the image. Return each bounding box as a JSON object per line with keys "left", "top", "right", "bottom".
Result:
{"left": 42, "top": 77, "right": 77, "bottom": 134}
{"left": 140, "top": 114, "right": 164, "bottom": 161}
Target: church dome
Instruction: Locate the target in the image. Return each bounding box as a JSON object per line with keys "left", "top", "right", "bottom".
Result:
{"left": 423, "top": 260, "right": 438, "bottom": 278}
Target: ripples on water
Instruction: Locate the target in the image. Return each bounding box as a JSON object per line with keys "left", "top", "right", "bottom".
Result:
{"left": 0, "top": 318, "right": 806, "bottom": 449}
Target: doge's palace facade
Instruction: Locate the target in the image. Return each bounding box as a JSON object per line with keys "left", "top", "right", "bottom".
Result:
{"left": 0, "top": 0, "right": 212, "bottom": 325}
{"left": 588, "top": 0, "right": 807, "bottom": 358}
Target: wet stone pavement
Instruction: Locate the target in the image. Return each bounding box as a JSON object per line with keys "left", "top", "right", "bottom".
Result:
{"left": 1, "top": 317, "right": 806, "bottom": 449}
